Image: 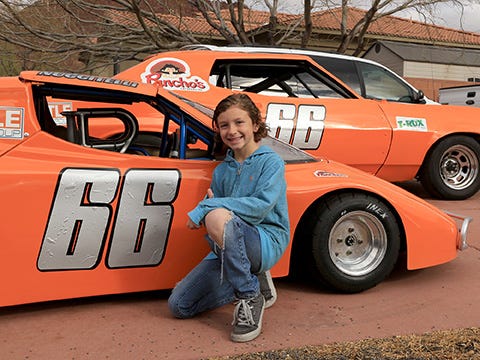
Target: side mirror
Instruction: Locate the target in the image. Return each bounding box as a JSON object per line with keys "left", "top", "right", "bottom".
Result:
{"left": 413, "top": 90, "right": 426, "bottom": 104}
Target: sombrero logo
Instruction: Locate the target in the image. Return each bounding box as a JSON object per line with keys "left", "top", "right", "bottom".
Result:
{"left": 141, "top": 57, "right": 209, "bottom": 92}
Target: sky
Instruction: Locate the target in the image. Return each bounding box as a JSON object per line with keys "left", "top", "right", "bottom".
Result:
{"left": 403, "top": 2, "right": 480, "bottom": 33}
{"left": 246, "top": 1, "right": 480, "bottom": 33}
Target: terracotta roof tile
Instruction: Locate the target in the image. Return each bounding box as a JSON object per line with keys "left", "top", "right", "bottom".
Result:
{"left": 107, "top": 10, "right": 220, "bottom": 35}
{"left": 309, "top": 7, "right": 480, "bottom": 45}
{"left": 106, "top": 6, "right": 480, "bottom": 47}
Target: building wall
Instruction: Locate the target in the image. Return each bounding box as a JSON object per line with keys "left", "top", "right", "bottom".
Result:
{"left": 365, "top": 44, "right": 480, "bottom": 101}
{"left": 404, "top": 62, "right": 480, "bottom": 82}
{"left": 405, "top": 77, "right": 474, "bottom": 102}
{"left": 362, "top": 44, "right": 404, "bottom": 76}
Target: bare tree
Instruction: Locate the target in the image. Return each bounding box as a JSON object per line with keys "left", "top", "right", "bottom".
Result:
{"left": 301, "top": 0, "right": 313, "bottom": 47}
{"left": 0, "top": 0, "right": 203, "bottom": 74}
{"left": 189, "top": 0, "right": 248, "bottom": 43}
{"left": 189, "top": 0, "right": 300, "bottom": 46}
{"left": 262, "top": 0, "right": 278, "bottom": 44}
{"left": 0, "top": 0, "right": 310, "bottom": 74}
{"left": 320, "top": 0, "right": 471, "bottom": 55}
{"left": 0, "top": 0, "right": 474, "bottom": 76}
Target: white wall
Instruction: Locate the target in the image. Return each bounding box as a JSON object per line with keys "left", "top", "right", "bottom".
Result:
{"left": 404, "top": 61, "right": 480, "bottom": 82}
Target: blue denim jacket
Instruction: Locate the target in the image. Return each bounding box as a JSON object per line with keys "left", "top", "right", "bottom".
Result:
{"left": 188, "top": 145, "right": 290, "bottom": 272}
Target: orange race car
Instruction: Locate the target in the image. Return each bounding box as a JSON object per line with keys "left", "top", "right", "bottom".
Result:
{"left": 0, "top": 70, "right": 470, "bottom": 307}
{"left": 115, "top": 49, "right": 480, "bottom": 201}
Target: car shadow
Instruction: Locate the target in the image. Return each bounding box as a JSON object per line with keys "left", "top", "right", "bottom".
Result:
{"left": 394, "top": 179, "right": 432, "bottom": 199}
{"left": 0, "top": 289, "right": 171, "bottom": 315}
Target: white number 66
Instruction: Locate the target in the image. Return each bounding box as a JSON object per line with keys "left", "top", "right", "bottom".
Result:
{"left": 38, "top": 168, "right": 180, "bottom": 270}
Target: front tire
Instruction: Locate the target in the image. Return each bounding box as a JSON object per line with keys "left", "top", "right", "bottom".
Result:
{"left": 303, "top": 193, "right": 401, "bottom": 293}
{"left": 420, "top": 136, "right": 480, "bottom": 200}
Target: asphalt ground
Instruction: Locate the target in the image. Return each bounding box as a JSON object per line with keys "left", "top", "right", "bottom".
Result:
{"left": 1, "top": 180, "right": 479, "bottom": 360}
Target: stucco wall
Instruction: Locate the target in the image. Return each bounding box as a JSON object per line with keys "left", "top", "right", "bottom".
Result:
{"left": 405, "top": 77, "right": 474, "bottom": 102}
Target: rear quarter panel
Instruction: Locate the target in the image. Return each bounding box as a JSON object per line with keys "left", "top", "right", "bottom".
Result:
{"left": 376, "top": 101, "right": 480, "bottom": 181}
{"left": 0, "top": 133, "right": 217, "bottom": 306}
{"left": 0, "top": 77, "right": 41, "bottom": 155}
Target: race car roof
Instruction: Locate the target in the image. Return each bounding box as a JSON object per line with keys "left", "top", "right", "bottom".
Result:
{"left": 19, "top": 70, "right": 218, "bottom": 134}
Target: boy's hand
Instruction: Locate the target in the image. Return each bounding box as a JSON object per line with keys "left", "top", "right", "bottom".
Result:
{"left": 207, "top": 188, "right": 214, "bottom": 198}
{"left": 187, "top": 218, "right": 201, "bottom": 230}
{"left": 186, "top": 189, "right": 214, "bottom": 230}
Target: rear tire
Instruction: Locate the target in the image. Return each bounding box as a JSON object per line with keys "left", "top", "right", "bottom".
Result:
{"left": 420, "top": 136, "right": 480, "bottom": 200}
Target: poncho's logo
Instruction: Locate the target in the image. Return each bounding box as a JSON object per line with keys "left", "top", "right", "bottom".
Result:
{"left": 141, "top": 57, "right": 209, "bottom": 92}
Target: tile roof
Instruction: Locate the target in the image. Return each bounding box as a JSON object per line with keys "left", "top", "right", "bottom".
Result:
{"left": 308, "top": 7, "right": 480, "bottom": 46}
{"left": 106, "top": 10, "right": 217, "bottom": 35}
{"left": 106, "top": 6, "right": 480, "bottom": 47}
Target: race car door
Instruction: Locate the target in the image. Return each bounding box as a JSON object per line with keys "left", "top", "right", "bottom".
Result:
{"left": 259, "top": 96, "right": 392, "bottom": 175}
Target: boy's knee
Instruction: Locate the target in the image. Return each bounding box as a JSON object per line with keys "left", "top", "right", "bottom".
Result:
{"left": 168, "top": 293, "right": 192, "bottom": 319}
{"left": 205, "top": 208, "right": 232, "bottom": 247}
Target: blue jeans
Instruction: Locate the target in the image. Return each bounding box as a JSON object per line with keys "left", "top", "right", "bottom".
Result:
{"left": 168, "top": 213, "right": 262, "bottom": 318}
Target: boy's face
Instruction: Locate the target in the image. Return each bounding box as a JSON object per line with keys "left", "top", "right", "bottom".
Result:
{"left": 216, "top": 105, "right": 259, "bottom": 157}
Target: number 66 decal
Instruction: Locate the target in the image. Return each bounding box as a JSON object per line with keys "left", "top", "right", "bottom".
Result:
{"left": 266, "top": 103, "right": 325, "bottom": 149}
{"left": 38, "top": 168, "right": 180, "bottom": 271}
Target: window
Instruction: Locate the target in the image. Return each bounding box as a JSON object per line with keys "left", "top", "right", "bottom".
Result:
{"left": 358, "top": 62, "right": 413, "bottom": 102}
{"left": 311, "top": 56, "right": 362, "bottom": 96}
{"left": 211, "top": 60, "right": 351, "bottom": 99}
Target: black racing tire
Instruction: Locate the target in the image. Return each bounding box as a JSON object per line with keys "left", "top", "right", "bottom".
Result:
{"left": 301, "top": 193, "right": 401, "bottom": 293}
{"left": 420, "top": 135, "right": 480, "bottom": 200}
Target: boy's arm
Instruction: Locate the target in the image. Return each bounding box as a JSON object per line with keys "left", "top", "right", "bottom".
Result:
{"left": 190, "top": 156, "right": 285, "bottom": 225}
{"left": 187, "top": 169, "right": 222, "bottom": 226}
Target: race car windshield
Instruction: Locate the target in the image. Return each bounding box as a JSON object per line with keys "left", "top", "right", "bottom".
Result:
{"left": 262, "top": 136, "right": 316, "bottom": 163}
{"left": 170, "top": 92, "right": 316, "bottom": 163}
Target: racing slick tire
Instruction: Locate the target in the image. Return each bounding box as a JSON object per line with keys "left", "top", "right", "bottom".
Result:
{"left": 298, "top": 192, "right": 401, "bottom": 293}
{"left": 420, "top": 135, "right": 480, "bottom": 200}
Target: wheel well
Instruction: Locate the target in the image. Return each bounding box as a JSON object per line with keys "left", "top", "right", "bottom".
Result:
{"left": 291, "top": 189, "right": 407, "bottom": 262}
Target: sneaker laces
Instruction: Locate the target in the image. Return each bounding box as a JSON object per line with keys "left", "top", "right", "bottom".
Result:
{"left": 232, "top": 299, "right": 255, "bottom": 326}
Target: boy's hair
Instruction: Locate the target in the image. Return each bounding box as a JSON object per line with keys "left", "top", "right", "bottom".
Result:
{"left": 212, "top": 93, "right": 268, "bottom": 142}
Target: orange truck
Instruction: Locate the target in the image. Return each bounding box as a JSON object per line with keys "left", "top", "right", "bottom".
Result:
{"left": 116, "top": 49, "right": 480, "bottom": 200}
{"left": 0, "top": 70, "right": 470, "bottom": 306}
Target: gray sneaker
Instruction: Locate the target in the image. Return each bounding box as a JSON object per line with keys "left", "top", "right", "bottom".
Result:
{"left": 231, "top": 293, "right": 265, "bottom": 342}
{"left": 257, "top": 271, "right": 277, "bottom": 308}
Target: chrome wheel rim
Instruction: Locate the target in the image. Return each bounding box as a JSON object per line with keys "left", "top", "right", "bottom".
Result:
{"left": 329, "top": 211, "right": 387, "bottom": 276}
{"left": 440, "top": 145, "right": 479, "bottom": 190}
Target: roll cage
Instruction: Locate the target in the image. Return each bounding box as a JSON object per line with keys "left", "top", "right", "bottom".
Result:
{"left": 210, "top": 59, "right": 357, "bottom": 99}
{"left": 32, "top": 82, "right": 215, "bottom": 159}
{"left": 32, "top": 80, "right": 316, "bottom": 163}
